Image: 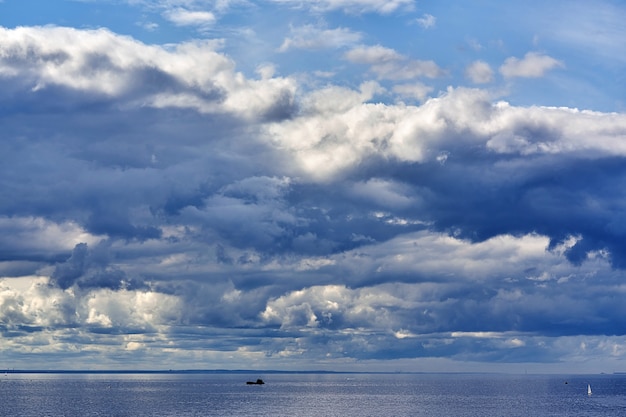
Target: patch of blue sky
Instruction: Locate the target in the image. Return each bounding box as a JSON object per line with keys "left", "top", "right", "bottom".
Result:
{"left": 1, "top": 1, "right": 131, "bottom": 33}
{"left": 1, "top": 0, "right": 620, "bottom": 110}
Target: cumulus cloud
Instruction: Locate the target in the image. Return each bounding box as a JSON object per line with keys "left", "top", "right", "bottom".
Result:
{"left": 465, "top": 60, "right": 494, "bottom": 84}
{"left": 50, "top": 242, "right": 150, "bottom": 291}
{"left": 266, "top": 83, "right": 626, "bottom": 274}
{"left": 500, "top": 51, "right": 564, "bottom": 78}
{"left": 261, "top": 284, "right": 409, "bottom": 331}
{"left": 2, "top": 23, "right": 626, "bottom": 370}
{"left": 268, "top": 86, "right": 626, "bottom": 179}
{"left": 0, "top": 276, "right": 181, "bottom": 337}
{"left": 252, "top": 229, "right": 626, "bottom": 361}
{"left": 0, "top": 26, "right": 296, "bottom": 120}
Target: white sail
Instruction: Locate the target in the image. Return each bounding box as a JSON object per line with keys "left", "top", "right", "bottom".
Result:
{"left": 587, "top": 384, "right": 592, "bottom": 396}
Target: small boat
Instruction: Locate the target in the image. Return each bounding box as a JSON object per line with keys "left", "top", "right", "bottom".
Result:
{"left": 587, "top": 384, "right": 592, "bottom": 396}
{"left": 246, "top": 379, "right": 265, "bottom": 385}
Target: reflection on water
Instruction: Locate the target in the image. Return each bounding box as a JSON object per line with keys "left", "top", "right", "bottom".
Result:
{"left": 0, "top": 373, "right": 625, "bottom": 417}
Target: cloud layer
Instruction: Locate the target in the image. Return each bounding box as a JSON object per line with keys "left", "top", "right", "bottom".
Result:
{"left": 1, "top": 0, "right": 626, "bottom": 372}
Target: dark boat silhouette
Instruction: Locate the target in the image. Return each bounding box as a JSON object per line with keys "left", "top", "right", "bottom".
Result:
{"left": 246, "top": 379, "right": 265, "bottom": 385}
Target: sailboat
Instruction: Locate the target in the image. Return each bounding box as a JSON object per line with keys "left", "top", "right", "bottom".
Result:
{"left": 587, "top": 384, "right": 592, "bottom": 396}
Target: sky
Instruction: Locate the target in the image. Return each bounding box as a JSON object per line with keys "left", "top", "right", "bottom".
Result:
{"left": 0, "top": 0, "right": 626, "bottom": 373}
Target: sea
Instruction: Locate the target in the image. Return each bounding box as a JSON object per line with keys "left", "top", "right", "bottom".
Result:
{"left": 0, "top": 372, "right": 624, "bottom": 416}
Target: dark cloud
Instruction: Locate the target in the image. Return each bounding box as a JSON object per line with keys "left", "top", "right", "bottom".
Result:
{"left": 408, "top": 153, "right": 626, "bottom": 268}
{"left": 51, "top": 242, "right": 148, "bottom": 290}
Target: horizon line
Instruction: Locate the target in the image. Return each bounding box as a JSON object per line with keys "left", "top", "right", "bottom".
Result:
{"left": 0, "top": 369, "right": 617, "bottom": 375}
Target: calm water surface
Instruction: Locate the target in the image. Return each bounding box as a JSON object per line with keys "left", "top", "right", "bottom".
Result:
{"left": 0, "top": 373, "right": 624, "bottom": 416}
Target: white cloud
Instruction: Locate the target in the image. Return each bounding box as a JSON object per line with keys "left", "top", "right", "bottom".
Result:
{"left": 349, "top": 231, "right": 565, "bottom": 283}
{"left": 137, "top": 20, "right": 159, "bottom": 31}
{"left": 0, "top": 26, "right": 297, "bottom": 120}
{"left": 344, "top": 45, "right": 444, "bottom": 80}
{"left": 343, "top": 44, "right": 403, "bottom": 64}
{"left": 83, "top": 288, "right": 182, "bottom": 331}
{"left": 465, "top": 60, "right": 494, "bottom": 84}
{"left": 451, "top": 331, "right": 511, "bottom": 338}
{"left": 278, "top": 24, "right": 362, "bottom": 52}
{"left": 269, "top": 0, "right": 414, "bottom": 14}
{"left": 350, "top": 179, "right": 416, "bottom": 208}
{"left": 267, "top": 85, "right": 626, "bottom": 180}
{"left": 261, "top": 284, "right": 412, "bottom": 330}
{"left": 266, "top": 82, "right": 401, "bottom": 180}
{"left": 415, "top": 13, "right": 436, "bottom": 29}
{"left": 0, "top": 277, "right": 181, "bottom": 331}
{"left": 163, "top": 8, "right": 216, "bottom": 26}
{"left": 267, "top": 86, "right": 477, "bottom": 179}
{"left": 499, "top": 51, "right": 564, "bottom": 78}
{"left": 484, "top": 102, "right": 626, "bottom": 156}
{"left": 392, "top": 82, "right": 433, "bottom": 101}
{"left": 0, "top": 26, "right": 226, "bottom": 95}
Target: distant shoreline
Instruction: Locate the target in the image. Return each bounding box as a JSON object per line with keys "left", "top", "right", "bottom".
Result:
{"left": 0, "top": 369, "right": 443, "bottom": 375}
{"left": 0, "top": 369, "right": 619, "bottom": 375}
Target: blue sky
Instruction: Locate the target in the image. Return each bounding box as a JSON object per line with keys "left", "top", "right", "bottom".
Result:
{"left": 1, "top": 0, "right": 626, "bottom": 373}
